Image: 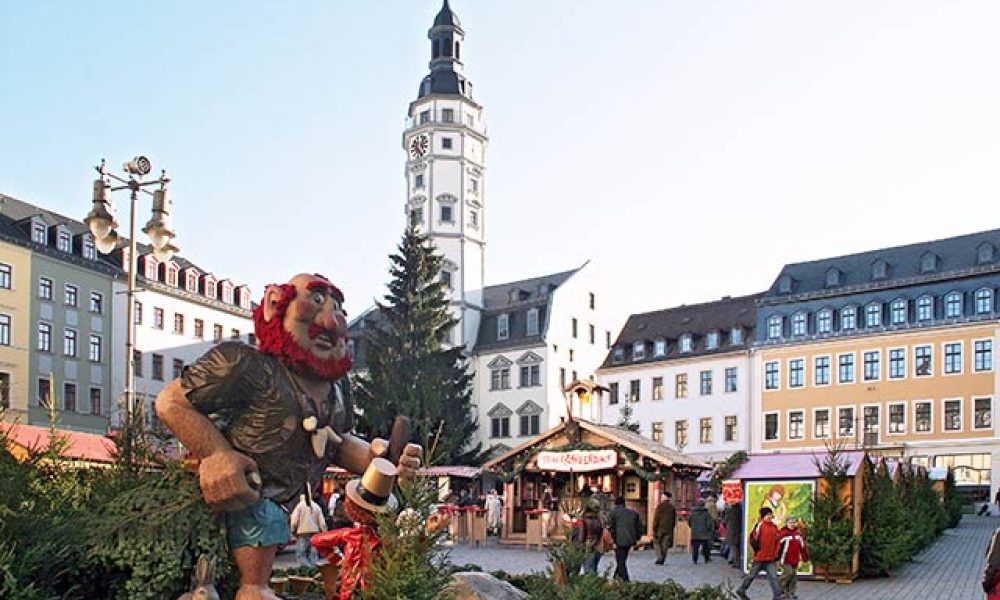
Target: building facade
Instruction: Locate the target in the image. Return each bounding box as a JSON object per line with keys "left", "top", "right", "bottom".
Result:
{"left": 596, "top": 294, "right": 760, "bottom": 464}
{"left": 753, "top": 230, "right": 1000, "bottom": 500}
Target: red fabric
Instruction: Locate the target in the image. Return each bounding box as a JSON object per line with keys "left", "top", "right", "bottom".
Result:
{"left": 990, "top": 579, "right": 1000, "bottom": 600}
{"left": 752, "top": 518, "right": 780, "bottom": 562}
{"left": 777, "top": 527, "right": 809, "bottom": 567}
{"left": 311, "top": 526, "right": 380, "bottom": 600}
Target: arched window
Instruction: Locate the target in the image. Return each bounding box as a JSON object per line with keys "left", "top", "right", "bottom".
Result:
{"left": 455, "top": 41, "right": 460, "bottom": 60}
{"left": 944, "top": 291, "right": 963, "bottom": 318}
{"left": 976, "top": 288, "right": 993, "bottom": 314}
{"left": 432, "top": 39, "right": 440, "bottom": 59}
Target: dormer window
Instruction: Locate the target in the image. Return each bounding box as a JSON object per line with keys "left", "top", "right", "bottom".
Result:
{"left": 236, "top": 287, "right": 251, "bottom": 309}
{"left": 840, "top": 306, "right": 856, "bottom": 330}
{"left": 166, "top": 264, "right": 179, "bottom": 287}
{"left": 497, "top": 313, "right": 509, "bottom": 340}
{"left": 526, "top": 308, "right": 539, "bottom": 336}
{"left": 612, "top": 347, "right": 624, "bottom": 363}
{"left": 653, "top": 338, "right": 667, "bottom": 357}
{"left": 766, "top": 316, "right": 782, "bottom": 340}
{"left": 185, "top": 272, "right": 198, "bottom": 292}
{"left": 817, "top": 309, "right": 832, "bottom": 334}
{"left": 791, "top": 313, "right": 807, "bottom": 336}
{"left": 679, "top": 335, "right": 692, "bottom": 353}
{"left": 871, "top": 260, "right": 888, "bottom": 280}
{"left": 917, "top": 295, "right": 933, "bottom": 321}
{"left": 220, "top": 282, "right": 234, "bottom": 304}
{"left": 633, "top": 341, "right": 646, "bottom": 361}
{"left": 944, "top": 291, "right": 962, "bottom": 318}
{"left": 83, "top": 236, "right": 96, "bottom": 260}
{"left": 891, "top": 298, "right": 908, "bottom": 324}
{"left": 706, "top": 331, "right": 720, "bottom": 349}
{"left": 143, "top": 256, "right": 158, "bottom": 280}
{"left": 777, "top": 275, "right": 793, "bottom": 294}
{"left": 202, "top": 276, "right": 217, "bottom": 299}
{"left": 730, "top": 327, "right": 744, "bottom": 345}
{"left": 920, "top": 252, "right": 938, "bottom": 273}
{"left": 865, "top": 303, "right": 881, "bottom": 327}
{"left": 976, "top": 288, "right": 994, "bottom": 314}
{"left": 825, "top": 267, "right": 842, "bottom": 288}
{"left": 57, "top": 230, "right": 71, "bottom": 253}
{"left": 978, "top": 242, "right": 995, "bottom": 265}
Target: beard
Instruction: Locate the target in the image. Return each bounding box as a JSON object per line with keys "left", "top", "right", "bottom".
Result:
{"left": 253, "top": 288, "right": 353, "bottom": 381}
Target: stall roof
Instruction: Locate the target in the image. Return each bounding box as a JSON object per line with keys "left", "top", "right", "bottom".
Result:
{"left": 482, "top": 418, "right": 710, "bottom": 470}
{"left": 2, "top": 423, "right": 116, "bottom": 464}
{"left": 420, "top": 466, "right": 481, "bottom": 478}
{"left": 730, "top": 451, "right": 867, "bottom": 480}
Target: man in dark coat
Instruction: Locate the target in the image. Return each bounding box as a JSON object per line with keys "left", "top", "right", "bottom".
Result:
{"left": 688, "top": 503, "right": 714, "bottom": 564}
{"left": 725, "top": 500, "right": 743, "bottom": 569}
{"left": 608, "top": 496, "right": 643, "bottom": 582}
{"left": 652, "top": 491, "right": 677, "bottom": 565}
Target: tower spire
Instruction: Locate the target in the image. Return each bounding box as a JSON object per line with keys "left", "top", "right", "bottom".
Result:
{"left": 418, "top": 0, "right": 472, "bottom": 100}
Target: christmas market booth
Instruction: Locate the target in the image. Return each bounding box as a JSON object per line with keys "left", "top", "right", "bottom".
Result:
{"left": 482, "top": 416, "right": 710, "bottom": 548}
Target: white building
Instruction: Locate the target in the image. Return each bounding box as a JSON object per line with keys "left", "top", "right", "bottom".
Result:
{"left": 596, "top": 294, "right": 761, "bottom": 464}
{"left": 110, "top": 247, "right": 253, "bottom": 428}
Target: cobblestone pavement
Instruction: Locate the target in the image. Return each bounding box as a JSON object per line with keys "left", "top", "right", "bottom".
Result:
{"left": 444, "top": 515, "right": 996, "bottom": 599}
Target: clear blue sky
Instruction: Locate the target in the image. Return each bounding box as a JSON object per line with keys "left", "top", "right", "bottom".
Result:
{"left": 3, "top": 1, "right": 1000, "bottom": 319}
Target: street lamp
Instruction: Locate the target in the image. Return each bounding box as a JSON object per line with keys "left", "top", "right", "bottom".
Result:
{"left": 85, "top": 156, "right": 179, "bottom": 448}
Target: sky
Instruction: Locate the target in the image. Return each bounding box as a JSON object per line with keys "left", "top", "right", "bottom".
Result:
{"left": 3, "top": 1, "right": 1000, "bottom": 321}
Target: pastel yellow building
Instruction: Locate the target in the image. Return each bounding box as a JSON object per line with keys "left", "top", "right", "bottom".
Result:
{"left": 0, "top": 239, "right": 32, "bottom": 421}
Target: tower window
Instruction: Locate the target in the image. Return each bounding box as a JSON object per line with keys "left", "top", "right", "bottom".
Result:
{"left": 419, "top": 111, "right": 430, "bottom": 124}
{"left": 410, "top": 208, "right": 423, "bottom": 226}
{"left": 455, "top": 41, "right": 460, "bottom": 60}
{"left": 433, "top": 39, "right": 440, "bottom": 59}
{"left": 442, "top": 109, "right": 454, "bottom": 123}
{"left": 440, "top": 205, "right": 453, "bottom": 223}
{"left": 414, "top": 174, "right": 424, "bottom": 189}
{"left": 443, "top": 37, "right": 453, "bottom": 57}
{"left": 442, "top": 137, "right": 453, "bottom": 149}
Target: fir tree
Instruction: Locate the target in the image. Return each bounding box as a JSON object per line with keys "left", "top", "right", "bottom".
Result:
{"left": 810, "top": 443, "right": 858, "bottom": 580}
{"left": 616, "top": 404, "right": 641, "bottom": 434}
{"left": 355, "top": 226, "right": 482, "bottom": 465}
{"left": 860, "top": 460, "right": 909, "bottom": 576}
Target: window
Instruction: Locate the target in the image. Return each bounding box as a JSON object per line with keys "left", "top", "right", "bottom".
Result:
{"left": 167, "top": 265, "right": 179, "bottom": 287}
{"left": 944, "top": 399, "right": 961, "bottom": 431}
{"left": 490, "top": 414, "right": 510, "bottom": 438}
{"left": 440, "top": 270, "right": 452, "bottom": 289}
{"left": 32, "top": 223, "right": 45, "bottom": 244}
{"left": 519, "top": 414, "right": 540, "bottom": 436}
{"left": 791, "top": 313, "right": 806, "bottom": 336}
{"left": 606, "top": 331, "right": 612, "bottom": 349}
{"left": 944, "top": 342, "right": 963, "bottom": 374}
{"left": 889, "top": 348, "right": 906, "bottom": 379}
{"left": 38, "top": 322, "right": 51, "bottom": 352}
{"left": 64, "top": 284, "right": 78, "bottom": 307}
{"left": 628, "top": 379, "right": 641, "bottom": 403}
{"left": 975, "top": 340, "right": 993, "bottom": 371}
{"left": 817, "top": 309, "right": 832, "bottom": 334}
{"left": 490, "top": 367, "right": 510, "bottom": 390}
{"left": 788, "top": 411, "right": 804, "bottom": 439}
{"left": 37, "top": 378, "right": 50, "bottom": 406}
{"left": 865, "top": 304, "right": 881, "bottom": 327}
{"left": 864, "top": 406, "right": 880, "bottom": 441}
{"left": 706, "top": 331, "right": 720, "bottom": 348}
{"left": 725, "top": 367, "right": 738, "bottom": 392}
{"left": 526, "top": 309, "right": 539, "bottom": 336}
{"left": 944, "top": 292, "right": 962, "bottom": 318}
{"left": 154, "top": 308, "right": 164, "bottom": 329}
{"left": 194, "top": 319, "right": 204, "bottom": 339}
{"left": 700, "top": 418, "right": 713, "bottom": 444}
{"left": 891, "top": 299, "right": 907, "bottom": 324}
{"left": 915, "top": 401, "right": 932, "bottom": 432}
{"left": 572, "top": 318, "right": 579, "bottom": 339}
{"left": 979, "top": 243, "right": 996, "bottom": 264}
{"left": 764, "top": 413, "right": 778, "bottom": 441}
{"left": 654, "top": 338, "right": 666, "bottom": 357}
{"left": 651, "top": 422, "right": 664, "bottom": 442}
{"left": 419, "top": 110, "right": 430, "bottom": 124}
{"left": 89, "top": 292, "right": 103, "bottom": 314}
{"left": 39, "top": 277, "right": 52, "bottom": 300}
{"left": 976, "top": 289, "right": 993, "bottom": 314}
{"left": 679, "top": 335, "right": 692, "bottom": 352}
{"left": 814, "top": 356, "right": 830, "bottom": 385}
{"left": 885, "top": 403, "right": 906, "bottom": 434}
{"left": 974, "top": 398, "right": 992, "bottom": 429}
{"left": 632, "top": 341, "right": 644, "bottom": 360}
{"left": 134, "top": 301, "right": 143, "bottom": 325}
{"left": 441, "top": 137, "right": 452, "bottom": 150}
{"left": 468, "top": 177, "right": 478, "bottom": 193}
{"left": 699, "top": 370, "right": 712, "bottom": 395}
{"left": 863, "top": 351, "right": 880, "bottom": 381}
{"left": 0, "top": 314, "right": 8, "bottom": 346}
{"left": 213, "top": 324, "right": 223, "bottom": 342}
{"left": 921, "top": 252, "right": 938, "bottom": 273}
{"left": 468, "top": 209, "right": 478, "bottom": 229}
{"left": 88, "top": 334, "right": 101, "bottom": 362}
{"left": 839, "top": 407, "right": 855, "bottom": 437}
{"left": 497, "top": 314, "right": 509, "bottom": 340}
{"left": 788, "top": 359, "right": 804, "bottom": 388}
{"left": 765, "top": 361, "right": 779, "bottom": 390}
{"left": 915, "top": 345, "right": 933, "bottom": 376}
{"left": 725, "top": 416, "right": 738, "bottom": 442}
{"left": 152, "top": 354, "right": 164, "bottom": 381}
{"left": 0, "top": 264, "right": 10, "bottom": 289}
{"left": 186, "top": 272, "right": 198, "bottom": 291}
{"left": 917, "top": 296, "right": 933, "bottom": 321}
{"left": 767, "top": 316, "right": 782, "bottom": 339}
{"left": 675, "top": 420, "right": 689, "bottom": 447}
{"left": 814, "top": 409, "right": 830, "bottom": 438}
{"left": 441, "top": 108, "right": 454, "bottom": 123}
{"left": 55, "top": 230, "right": 70, "bottom": 252}
{"left": 838, "top": 354, "right": 854, "bottom": 383}
{"left": 414, "top": 174, "right": 424, "bottom": 189}
{"left": 63, "top": 329, "right": 77, "bottom": 357}
{"left": 173, "top": 313, "right": 185, "bottom": 335}
{"left": 134, "top": 349, "right": 143, "bottom": 378}
{"left": 652, "top": 377, "right": 663, "bottom": 400}
{"left": 872, "top": 260, "right": 888, "bottom": 280}
{"left": 840, "top": 306, "right": 856, "bottom": 330}
{"left": 64, "top": 383, "right": 76, "bottom": 412}
{"left": 612, "top": 347, "right": 624, "bottom": 363}
{"left": 731, "top": 327, "right": 744, "bottom": 345}
{"left": 440, "top": 204, "right": 453, "bottom": 222}
{"left": 609, "top": 382, "right": 619, "bottom": 405}
{"left": 89, "top": 388, "right": 102, "bottom": 416}
{"left": 519, "top": 365, "right": 539, "bottom": 387}
{"left": 675, "top": 373, "right": 688, "bottom": 398}
{"left": 173, "top": 358, "right": 184, "bottom": 379}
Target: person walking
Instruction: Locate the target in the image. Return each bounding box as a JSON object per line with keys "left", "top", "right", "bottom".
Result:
{"left": 725, "top": 500, "right": 744, "bottom": 569}
{"left": 983, "top": 525, "right": 1000, "bottom": 598}
{"left": 580, "top": 507, "right": 605, "bottom": 575}
{"left": 485, "top": 489, "right": 503, "bottom": 537}
{"left": 652, "top": 491, "right": 677, "bottom": 565}
{"left": 736, "top": 507, "right": 782, "bottom": 600}
{"left": 608, "top": 496, "right": 643, "bottom": 582}
{"left": 688, "top": 502, "right": 714, "bottom": 564}
{"left": 777, "top": 517, "right": 809, "bottom": 599}
{"left": 289, "top": 491, "right": 327, "bottom": 567}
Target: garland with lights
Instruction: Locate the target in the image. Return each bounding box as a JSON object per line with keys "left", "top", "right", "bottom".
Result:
{"left": 489, "top": 442, "right": 703, "bottom": 483}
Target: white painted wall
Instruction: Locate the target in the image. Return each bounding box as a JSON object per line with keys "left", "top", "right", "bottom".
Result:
{"left": 474, "top": 344, "right": 550, "bottom": 452}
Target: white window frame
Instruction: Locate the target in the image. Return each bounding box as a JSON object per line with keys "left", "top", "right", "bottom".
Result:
{"left": 944, "top": 291, "right": 963, "bottom": 318}
{"left": 916, "top": 295, "right": 933, "bottom": 321}
{"left": 890, "top": 298, "right": 907, "bottom": 325}
{"left": 791, "top": 313, "right": 807, "bottom": 336}
{"left": 764, "top": 360, "right": 781, "bottom": 391}
{"left": 862, "top": 349, "right": 881, "bottom": 382}
{"left": 840, "top": 305, "right": 857, "bottom": 330}
{"left": 912, "top": 399, "right": 933, "bottom": 434}
{"left": 913, "top": 344, "right": 934, "bottom": 377}
{"left": 975, "top": 288, "right": 993, "bottom": 314}
{"left": 730, "top": 327, "right": 744, "bottom": 345}
{"left": 942, "top": 340, "right": 964, "bottom": 375}
{"left": 724, "top": 415, "right": 738, "bottom": 443}
{"left": 837, "top": 405, "right": 856, "bottom": 438}
{"left": 973, "top": 397, "right": 993, "bottom": 431}
{"left": 787, "top": 357, "right": 805, "bottom": 389}
{"left": 862, "top": 403, "right": 882, "bottom": 442}
{"left": 865, "top": 303, "right": 881, "bottom": 328}
{"left": 653, "top": 338, "right": 667, "bottom": 357}
{"left": 836, "top": 352, "right": 856, "bottom": 385}
{"left": 788, "top": 409, "right": 805, "bottom": 440}
{"left": 706, "top": 331, "right": 720, "bottom": 349}
{"left": 888, "top": 346, "right": 907, "bottom": 380}
{"left": 887, "top": 401, "right": 907, "bottom": 435}
{"left": 632, "top": 341, "right": 646, "bottom": 361}
{"left": 766, "top": 316, "right": 782, "bottom": 339}
{"left": 812, "top": 406, "right": 831, "bottom": 440}
{"left": 763, "top": 410, "right": 780, "bottom": 442}
{"left": 679, "top": 335, "right": 692, "bottom": 353}
{"left": 526, "top": 308, "right": 539, "bottom": 336}
{"left": 942, "top": 397, "right": 963, "bottom": 432}
{"left": 974, "top": 338, "right": 993, "bottom": 372}
{"left": 814, "top": 354, "right": 832, "bottom": 386}
{"left": 816, "top": 309, "right": 832, "bottom": 334}
{"left": 497, "top": 314, "right": 509, "bottom": 341}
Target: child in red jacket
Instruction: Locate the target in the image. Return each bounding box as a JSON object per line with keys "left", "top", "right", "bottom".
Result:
{"left": 777, "top": 517, "right": 809, "bottom": 599}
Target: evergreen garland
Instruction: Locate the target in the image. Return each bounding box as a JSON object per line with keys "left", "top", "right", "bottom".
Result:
{"left": 488, "top": 442, "right": 684, "bottom": 484}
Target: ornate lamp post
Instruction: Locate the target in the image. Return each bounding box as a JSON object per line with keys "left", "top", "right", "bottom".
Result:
{"left": 84, "top": 156, "right": 178, "bottom": 452}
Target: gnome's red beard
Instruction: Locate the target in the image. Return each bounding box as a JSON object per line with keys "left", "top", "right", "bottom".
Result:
{"left": 253, "top": 295, "right": 353, "bottom": 381}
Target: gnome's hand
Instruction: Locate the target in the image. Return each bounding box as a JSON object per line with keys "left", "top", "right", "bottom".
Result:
{"left": 199, "top": 450, "right": 261, "bottom": 512}
{"left": 397, "top": 443, "right": 422, "bottom": 480}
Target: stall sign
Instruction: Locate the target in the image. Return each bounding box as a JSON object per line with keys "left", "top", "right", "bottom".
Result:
{"left": 536, "top": 449, "right": 618, "bottom": 472}
{"left": 721, "top": 480, "right": 743, "bottom": 504}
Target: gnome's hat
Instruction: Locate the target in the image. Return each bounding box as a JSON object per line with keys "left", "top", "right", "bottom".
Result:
{"left": 345, "top": 458, "right": 399, "bottom": 514}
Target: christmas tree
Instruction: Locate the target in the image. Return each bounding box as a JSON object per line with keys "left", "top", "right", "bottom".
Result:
{"left": 860, "top": 460, "right": 909, "bottom": 576}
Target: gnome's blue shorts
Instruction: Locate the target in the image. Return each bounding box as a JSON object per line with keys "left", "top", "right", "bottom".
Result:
{"left": 225, "top": 497, "right": 291, "bottom": 549}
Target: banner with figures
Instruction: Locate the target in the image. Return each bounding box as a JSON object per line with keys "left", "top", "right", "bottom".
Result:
{"left": 743, "top": 479, "right": 815, "bottom": 575}
{"left": 536, "top": 449, "right": 618, "bottom": 472}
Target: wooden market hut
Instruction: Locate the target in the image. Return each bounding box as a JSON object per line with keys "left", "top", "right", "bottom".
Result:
{"left": 1, "top": 422, "right": 116, "bottom": 468}
{"left": 482, "top": 417, "right": 709, "bottom": 546}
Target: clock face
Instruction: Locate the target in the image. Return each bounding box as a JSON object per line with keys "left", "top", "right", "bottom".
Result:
{"left": 409, "top": 134, "right": 429, "bottom": 159}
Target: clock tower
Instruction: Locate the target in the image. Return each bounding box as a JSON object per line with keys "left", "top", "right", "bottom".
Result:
{"left": 403, "top": 0, "right": 487, "bottom": 348}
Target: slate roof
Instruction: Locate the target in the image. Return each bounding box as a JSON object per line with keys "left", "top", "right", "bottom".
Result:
{"left": 602, "top": 292, "right": 762, "bottom": 368}
{"left": 762, "top": 228, "right": 1000, "bottom": 304}
{"left": 433, "top": 0, "right": 461, "bottom": 29}
{"left": 473, "top": 268, "right": 578, "bottom": 352}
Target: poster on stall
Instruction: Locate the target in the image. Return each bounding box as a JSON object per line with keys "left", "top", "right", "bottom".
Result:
{"left": 742, "top": 480, "right": 815, "bottom": 575}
